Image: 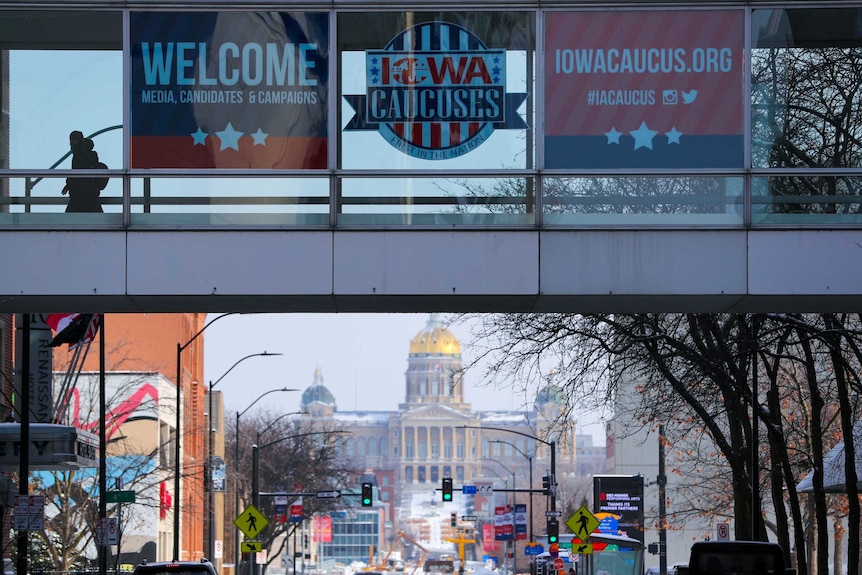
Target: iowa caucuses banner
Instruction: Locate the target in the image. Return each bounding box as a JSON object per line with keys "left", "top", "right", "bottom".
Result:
{"left": 544, "top": 10, "right": 743, "bottom": 169}
{"left": 130, "top": 12, "right": 328, "bottom": 169}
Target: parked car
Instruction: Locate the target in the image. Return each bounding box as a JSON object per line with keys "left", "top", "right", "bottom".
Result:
{"left": 133, "top": 559, "right": 218, "bottom": 575}
{"left": 687, "top": 541, "right": 789, "bottom": 575}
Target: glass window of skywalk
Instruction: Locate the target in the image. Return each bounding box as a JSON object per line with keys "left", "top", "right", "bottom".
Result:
{"left": 1, "top": 5, "right": 861, "bottom": 226}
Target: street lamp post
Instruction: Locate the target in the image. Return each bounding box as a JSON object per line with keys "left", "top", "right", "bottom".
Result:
{"left": 256, "top": 411, "right": 309, "bottom": 443}
{"left": 208, "top": 352, "right": 283, "bottom": 566}
{"left": 493, "top": 440, "right": 535, "bottom": 541}
{"left": 175, "top": 312, "right": 240, "bottom": 561}
{"left": 235, "top": 389, "right": 298, "bottom": 572}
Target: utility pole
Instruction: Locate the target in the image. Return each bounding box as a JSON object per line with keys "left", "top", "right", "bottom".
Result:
{"left": 658, "top": 425, "right": 667, "bottom": 575}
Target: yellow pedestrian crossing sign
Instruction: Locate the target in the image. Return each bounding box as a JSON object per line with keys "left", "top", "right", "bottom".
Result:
{"left": 235, "top": 505, "right": 269, "bottom": 539}
{"left": 566, "top": 506, "right": 599, "bottom": 540}
{"left": 241, "top": 541, "right": 263, "bottom": 553}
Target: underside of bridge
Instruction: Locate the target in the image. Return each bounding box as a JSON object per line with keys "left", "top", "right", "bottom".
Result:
{"left": 2, "top": 229, "right": 859, "bottom": 314}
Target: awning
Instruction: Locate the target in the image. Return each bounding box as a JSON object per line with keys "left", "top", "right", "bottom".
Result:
{"left": 796, "top": 419, "right": 862, "bottom": 493}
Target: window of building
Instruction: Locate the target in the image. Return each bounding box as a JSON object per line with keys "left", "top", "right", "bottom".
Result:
{"left": 750, "top": 7, "right": 862, "bottom": 222}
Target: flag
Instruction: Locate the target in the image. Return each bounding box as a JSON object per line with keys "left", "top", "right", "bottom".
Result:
{"left": 46, "top": 313, "right": 102, "bottom": 348}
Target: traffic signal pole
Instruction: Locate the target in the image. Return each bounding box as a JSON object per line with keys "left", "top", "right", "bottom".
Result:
{"left": 550, "top": 440, "right": 556, "bottom": 512}
{"left": 658, "top": 425, "right": 667, "bottom": 575}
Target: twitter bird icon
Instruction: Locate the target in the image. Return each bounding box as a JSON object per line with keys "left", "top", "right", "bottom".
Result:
{"left": 682, "top": 90, "right": 698, "bottom": 104}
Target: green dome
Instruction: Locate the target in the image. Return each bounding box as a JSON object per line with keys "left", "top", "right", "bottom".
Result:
{"left": 301, "top": 368, "right": 336, "bottom": 407}
{"left": 535, "top": 371, "right": 566, "bottom": 408}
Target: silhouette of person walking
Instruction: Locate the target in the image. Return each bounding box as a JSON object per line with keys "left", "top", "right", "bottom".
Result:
{"left": 62, "top": 130, "right": 104, "bottom": 213}
{"left": 576, "top": 512, "right": 591, "bottom": 537}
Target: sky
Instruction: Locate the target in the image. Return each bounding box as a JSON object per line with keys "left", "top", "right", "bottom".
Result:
{"left": 202, "top": 313, "right": 606, "bottom": 442}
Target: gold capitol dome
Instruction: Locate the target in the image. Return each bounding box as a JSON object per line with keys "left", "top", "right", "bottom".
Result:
{"left": 408, "top": 313, "right": 461, "bottom": 357}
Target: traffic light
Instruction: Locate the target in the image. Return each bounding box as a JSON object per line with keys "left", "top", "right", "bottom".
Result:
{"left": 547, "top": 519, "right": 559, "bottom": 544}
{"left": 450, "top": 512, "right": 457, "bottom": 527}
{"left": 442, "top": 477, "right": 453, "bottom": 502}
{"left": 542, "top": 475, "right": 551, "bottom": 495}
{"left": 361, "top": 482, "right": 373, "bottom": 506}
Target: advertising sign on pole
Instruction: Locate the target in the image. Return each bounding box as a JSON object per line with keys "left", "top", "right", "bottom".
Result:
{"left": 494, "top": 505, "right": 513, "bottom": 541}
{"left": 593, "top": 475, "right": 645, "bottom": 543}
{"left": 483, "top": 523, "right": 499, "bottom": 553}
{"left": 312, "top": 515, "right": 332, "bottom": 542}
{"left": 274, "top": 495, "right": 288, "bottom": 523}
{"left": 210, "top": 456, "right": 226, "bottom": 492}
{"left": 514, "top": 503, "right": 528, "bottom": 541}
{"left": 289, "top": 497, "right": 303, "bottom": 524}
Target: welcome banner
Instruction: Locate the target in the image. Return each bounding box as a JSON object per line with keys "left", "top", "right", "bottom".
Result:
{"left": 130, "top": 12, "right": 328, "bottom": 169}
{"left": 544, "top": 10, "right": 743, "bottom": 169}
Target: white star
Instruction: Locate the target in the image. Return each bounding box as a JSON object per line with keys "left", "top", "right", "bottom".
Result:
{"left": 251, "top": 128, "right": 269, "bottom": 146}
{"left": 604, "top": 127, "right": 622, "bottom": 145}
{"left": 190, "top": 128, "right": 208, "bottom": 146}
{"left": 215, "top": 122, "right": 243, "bottom": 151}
{"left": 630, "top": 121, "right": 658, "bottom": 150}
{"left": 665, "top": 127, "right": 683, "bottom": 145}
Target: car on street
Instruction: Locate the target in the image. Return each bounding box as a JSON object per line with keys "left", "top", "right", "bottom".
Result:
{"left": 133, "top": 559, "right": 218, "bottom": 575}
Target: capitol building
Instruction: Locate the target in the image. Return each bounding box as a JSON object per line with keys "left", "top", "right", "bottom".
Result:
{"left": 294, "top": 314, "right": 594, "bottom": 566}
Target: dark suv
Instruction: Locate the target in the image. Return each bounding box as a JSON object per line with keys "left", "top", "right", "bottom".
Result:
{"left": 133, "top": 559, "right": 218, "bottom": 575}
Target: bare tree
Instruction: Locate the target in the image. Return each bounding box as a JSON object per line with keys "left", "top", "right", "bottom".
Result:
{"left": 453, "top": 312, "right": 862, "bottom": 575}
{"left": 227, "top": 409, "right": 357, "bottom": 575}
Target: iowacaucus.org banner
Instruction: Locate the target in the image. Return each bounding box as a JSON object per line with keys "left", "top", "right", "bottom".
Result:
{"left": 130, "top": 12, "right": 328, "bottom": 169}
{"left": 544, "top": 10, "right": 743, "bottom": 169}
